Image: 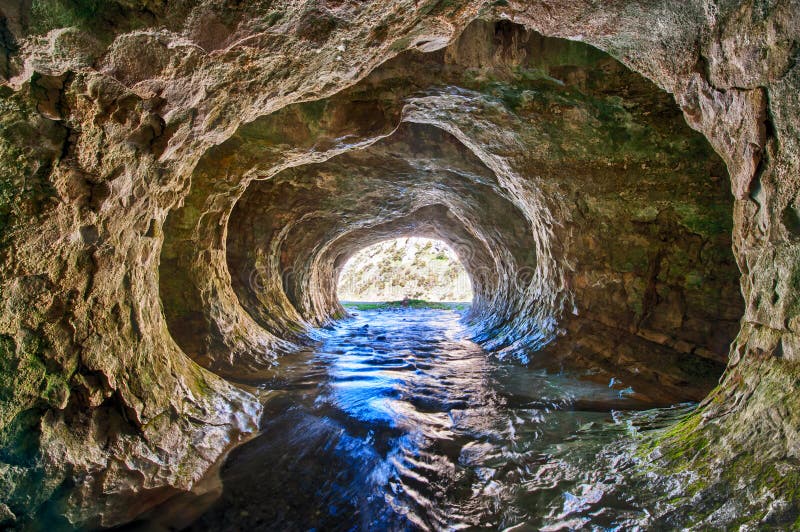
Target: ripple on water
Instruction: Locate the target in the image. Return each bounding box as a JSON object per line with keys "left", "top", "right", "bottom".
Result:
{"left": 126, "top": 308, "right": 697, "bottom": 531}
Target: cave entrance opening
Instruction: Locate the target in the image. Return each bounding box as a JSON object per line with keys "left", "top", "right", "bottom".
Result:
{"left": 336, "top": 237, "right": 473, "bottom": 308}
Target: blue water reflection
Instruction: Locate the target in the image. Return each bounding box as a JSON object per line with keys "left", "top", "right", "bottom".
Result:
{"left": 173, "top": 307, "right": 676, "bottom": 531}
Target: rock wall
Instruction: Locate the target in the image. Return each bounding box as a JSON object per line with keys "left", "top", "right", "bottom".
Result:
{"left": 0, "top": 0, "right": 796, "bottom": 528}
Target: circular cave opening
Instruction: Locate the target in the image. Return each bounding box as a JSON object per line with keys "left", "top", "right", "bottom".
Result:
{"left": 159, "top": 17, "right": 745, "bottom": 405}
{"left": 149, "top": 16, "right": 752, "bottom": 532}
{"left": 336, "top": 236, "right": 474, "bottom": 307}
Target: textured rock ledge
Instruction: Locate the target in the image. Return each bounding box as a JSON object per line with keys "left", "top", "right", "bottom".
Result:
{"left": 0, "top": 0, "right": 797, "bottom": 528}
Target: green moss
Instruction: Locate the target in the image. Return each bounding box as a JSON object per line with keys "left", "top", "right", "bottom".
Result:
{"left": 193, "top": 372, "right": 214, "bottom": 398}
{"left": 299, "top": 99, "right": 327, "bottom": 126}
{"left": 674, "top": 202, "right": 732, "bottom": 237}
{"left": 785, "top": 258, "right": 800, "bottom": 318}
{"left": 343, "top": 299, "right": 467, "bottom": 311}
{"left": 493, "top": 85, "right": 525, "bottom": 112}
{"left": 0, "top": 408, "right": 43, "bottom": 467}
{"left": 0, "top": 333, "right": 70, "bottom": 437}
{"left": 27, "top": 0, "right": 169, "bottom": 39}
{"left": 0, "top": 337, "right": 60, "bottom": 519}
{"left": 0, "top": 336, "right": 40, "bottom": 421}
{"left": 264, "top": 11, "right": 284, "bottom": 27}
{"left": 40, "top": 372, "right": 69, "bottom": 409}
{"left": 417, "top": 0, "right": 459, "bottom": 16}
{"left": 538, "top": 37, "right": 608, "bottom": 68}
{"left": 0, "top": 88, "right": 63, "bottom": 247}
{"left": 611, "top": 243, "right": 649, "bottom": 273}
{"left": 683, "top": 270, "right": 704, "bottom": 290}
{"left": 637, "top": 410, "right": 703, "bottom": 458}
{"left": 389, "top": 36, "right": 413, "bottom": 53}
{"left": 29, "top": 0, "right": 103, "bottom": 34}
{"left": 635, "top": 360, "right": 800, "bottom": 525}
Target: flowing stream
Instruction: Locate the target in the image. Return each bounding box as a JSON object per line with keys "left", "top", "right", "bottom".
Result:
{"left": 127, "top": 307, "right": 694, "bottom": 531}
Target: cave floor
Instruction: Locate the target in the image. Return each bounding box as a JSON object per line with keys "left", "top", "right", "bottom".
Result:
{"left": 124, "top": 308, "right": 695, "bottom": 531}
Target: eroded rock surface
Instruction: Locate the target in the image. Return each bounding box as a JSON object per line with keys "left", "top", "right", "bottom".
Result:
{"left": 0, "top": 0, "right": 797, "bottom": 528}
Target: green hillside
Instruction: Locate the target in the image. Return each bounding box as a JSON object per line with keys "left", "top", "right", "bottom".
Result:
{"left": 338, "top": 238, "right": 472, "bottom": 302}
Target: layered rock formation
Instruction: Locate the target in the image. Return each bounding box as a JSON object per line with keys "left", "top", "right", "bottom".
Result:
{"left": 0, "top": 0, "right": 796, "bottom": 528}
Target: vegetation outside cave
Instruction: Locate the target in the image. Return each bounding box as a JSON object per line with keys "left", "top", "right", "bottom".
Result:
{"left": 337, "top": 237, "right": 473, "bottom": 310}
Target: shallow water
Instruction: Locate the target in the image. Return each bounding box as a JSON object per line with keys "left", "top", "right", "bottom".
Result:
{"left": 130, "top": 307, "right": 694, "bottom": 531}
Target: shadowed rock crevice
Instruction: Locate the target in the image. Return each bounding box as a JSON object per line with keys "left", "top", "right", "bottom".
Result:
{"left": 0, "top": 1, "right": 797, "bottom": 529}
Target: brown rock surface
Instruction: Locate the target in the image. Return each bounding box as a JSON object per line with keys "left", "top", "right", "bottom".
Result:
{"left": 0, "top": 0, "right": 797, "bottom": 528}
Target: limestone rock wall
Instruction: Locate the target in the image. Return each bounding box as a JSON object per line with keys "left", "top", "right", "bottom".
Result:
{"left": 0, "top": 0, "right": 796, "bottom": 528}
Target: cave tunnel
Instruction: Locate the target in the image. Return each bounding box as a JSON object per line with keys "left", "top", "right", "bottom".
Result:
{"left": 0, "top": 2, "right": 798, "bottom": 530}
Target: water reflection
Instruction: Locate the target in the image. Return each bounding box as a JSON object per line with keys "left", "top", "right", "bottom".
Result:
{"left": 136, "top": 308, "right": 691, "bottom": 531}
